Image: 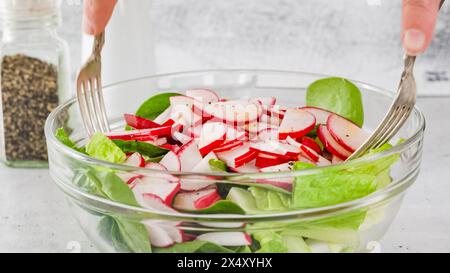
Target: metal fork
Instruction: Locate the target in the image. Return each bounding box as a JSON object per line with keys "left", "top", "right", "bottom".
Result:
{"left": 347, "top": 0, "right": 445, "bottom": 160}
{"left": 76, "top": 32, "right": 110, "bottom": 136}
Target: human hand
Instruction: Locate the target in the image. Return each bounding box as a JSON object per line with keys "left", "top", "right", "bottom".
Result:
{"left": 402, "top": 0, "right": 442, "bottom": 56}
{"left": 83, "top": 0, "right": 118, "bottom": 35}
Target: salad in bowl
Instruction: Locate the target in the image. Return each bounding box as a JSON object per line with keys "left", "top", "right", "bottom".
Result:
{"left": 46, "top": 70, "right": 424, "bottom": 253}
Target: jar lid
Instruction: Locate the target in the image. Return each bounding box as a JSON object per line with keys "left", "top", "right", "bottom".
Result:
{"left": 0, "top": 0, "right": 61, "bottom": 21}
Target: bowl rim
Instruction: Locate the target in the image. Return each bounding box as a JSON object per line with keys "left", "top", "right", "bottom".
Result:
{"left": 45, "top": 69, "right": 425, "bottom": 221}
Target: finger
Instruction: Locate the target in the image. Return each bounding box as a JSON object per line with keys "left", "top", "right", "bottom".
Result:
{"left": 402, "top": 0, "right": 441, "bottom": 55}
{"left": 83, "top": 0, "right": 117, "bottom": 35}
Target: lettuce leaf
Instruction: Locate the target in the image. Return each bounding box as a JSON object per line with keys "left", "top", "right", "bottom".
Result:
{"left": 86, "top": 133, "right": 126, "bottom": 163}
{"left": 251, "top": 231, "right": 288, "bottom": 253}
{"left": 153, "top": 241, "right": 235, "bottom": 253}
{"left": 55, "top": 127, "right": 85, "bottom": 153}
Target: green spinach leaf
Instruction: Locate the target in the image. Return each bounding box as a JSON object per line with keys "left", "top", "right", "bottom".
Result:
{"left": 135, "top": 92, "right": 181, "bottom": 120}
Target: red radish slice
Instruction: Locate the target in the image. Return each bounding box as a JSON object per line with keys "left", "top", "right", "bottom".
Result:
{"left": 170, "top": 95, "right": 195, "bottom": 108}
{"left": 144, "top": 222, "right": 175, "bottom": 247}
{"left": 203, "top": 100, "right": 263, "bottom": 125}
{"left": 332, "top": 155, "right": 344, "bottom": 164}
{"left": 286, "top": 136, "right": 331, "bottom": 166}
{"left": 162, "top": 118, "right": 175, "bottom": 127}
{"left": 192, "top": 152, "right": 218, "bottom": 173}
{"left": 133, "top": 188, "right": 177, "bottom": 212}
{"left": 317, "top": 125, "right": 352, "bottom": 160}
{"left": 260, "top": 114, "right": 282, "bottom": 127}
{"left": 327, "top": 114, "right": 369, "bottom": 152}
{"left": 267, "top": 105, "right": 286, "bottom": 118}
{"left": 145, "top": 162, "right": 167, "bottom": 171}
{"left": 257, "top": 128, "right": 279, "bottom": 141}
{"left": 213, "top": 140, "right": 244, "bottom": 153}
{"left": 250, "top": 97, "right": 276, "bottom": 106}
{"left": 279, "top": 109, "right": 316, "bottom": 140}
{"left": 225, "top": 127, "right": 247, "bottom": 142}
{"left": 250, "top": 140, "right": 300, "bottom": 158}
{"left": 257, "top": 162, "right": 295, "bottom": 190}
{"left": 161, "top": 224, "right": 184, "bottom": 243}
{"left": 260, "top": 162, "right": 295, "bottom": 172}
{"left": 117, "top": 172, "right": 142, "bottom": 185}
{"left": 257, "top": 179, "right": 293, "bottom": 191}
{"left": 196, "top": 232, "right": 252, "bottom": 246}
{"left": 301, "top": 136, "right": 322, "bottom": 154}
{"left": 133, "top": 177, "right": 180, "bottom": 206}
{"left": 106, "top": 129, "right": 157, "bottom": 141}
{"left": 144, "top": 137, "right": 167, "bottom": 146}
{"left": 216, "top": 143, "right": 257, "bottom": 168}
{"left": 173, "top": 131, "right": 192, "bottom": 145}
{"left": 177, "top": 139, "right": 203, "bottom": 171}
{"left": 255, "top": 153, "right": 289, "bottom": 168}
{"left": 229, "top": 161, "right": 260, "bottom": 173}
{"left": 186, "top": 124, "right": 202, "bottom": 138}
{"left": 198, "top": 122, "right": 227, "bottom": 156}
{"left": 124, "top": 114, "right": 161, "bottom": 129}
{"left": 301, "top": 106, "right": 334, "bottom": 124}
{"left": 186, "top": 89, "right": 219, "bottom": 103}
{"left": 124, "top": 152, "right": 145, "bottom": 167}
{"left": 173, "top": 188, "right": 221, "bottom": 211}
{"left": 154, "top": 106, "right": 172, "bottom": 125}
{"left": 160, "top": 151, "right": 181, "bottom": 171}
{"left": 160, "top": 144, "right": 179, "bottom": 153}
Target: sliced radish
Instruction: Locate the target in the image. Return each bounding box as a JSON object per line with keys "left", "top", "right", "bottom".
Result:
{"left": 192, "top": 152, "right": 218, "bottom": 173}
{"left": 133, "top": 189, "right": 177, "bottom": 212}
{"left": 196, "top": 232, "right": 252, "bottom": 246}
{"left": 213, "top": 140, "right": 244, "bottom": 153}
{"left": 144, "top": 137, "right": 168, "bottom": 147}
{"left": 250, "top": 140, "right": 299, "bottom": 158}
{"left": 172, "top": 131, "right": 192, "bottom": 145}
{"left": 255, "top": 153, "right": 289, "bottom": 168}
{"left": 186, "top": 89, "right": 219, "bottom": 103}
{"left": 279, "top": 109, "right": 316, "bottom": 140}
{"left": 117, "top": 172, "right": 142, "bottom": 185}
{"left": 106, "top": 129, "right": 158, "bottom": 141}
{"left": 301, "top": 136, "right": 322, "bottom": 154}
{"left": 133, "top": 177, "right": 180, "bottom": 206}
{"left": 286, "top": 136, "right": 331, "bottom": 166}
{"left": 124, "top": 152, "right": 145, "bottom": 167}
{"left": 198, "top": 122, "right": 227, "bottom": 156}
{"left": 124, "top": 114, "right": 161, "bottom": 129}
{"left": 257, "top": 128, "right": 279, "bottom": 141}
{"left": 317, "top": 125, "right": 352, "bottom": 160}
{"left": 173, "top": 188, "right": 221, "bottom": 211}
{"left": 145, "top": 162, "right": 167, "bottom": 171}
{"left": 332, "top": 155, "right": 344, "bottom": 164}
{"left": 216, "top": 142, "right": 257, "bottom": 168}
{"left": 144, "top": 222, "right": 174, "bottom": 247}
{"left": 301, "top": 106, "right": 334, "bottom": 124}
{"left": 260, "top": 162, "right": 295, "bottom": 172}
{"left": 250, "top": 97, "right": 276, "bottom": 107}
{"left": 154, "top": 106, "right": 172, "bottom": 125}
{"left": 327, "top": 114, "right": 369, "bottom": 152}
{"left": 267, "top": 105, "right": 286, "bottom": 118}
{"left": 160, "top": 151, "right": 181, "bottom": 171}
{"left": 186, "top": 124, "right": 202, "bottom": 138}
{"left": 229, "top": 161, "right": 260, "bottom": 173}
{"left": 177, "top": 139, "right": 203, "bottom": 171}
{"left": 203, "top": 100, "right": 263, "bottom": 125}
{"left": 170, "top": 95, "right": 195, "bottom": 108}
{"left": 260, "top": 114, "right": 282, "bottom": 127}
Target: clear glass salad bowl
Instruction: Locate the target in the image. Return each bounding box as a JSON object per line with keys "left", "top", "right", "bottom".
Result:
{"left": 45, "top": 70, "right": 424, "bottom": 253}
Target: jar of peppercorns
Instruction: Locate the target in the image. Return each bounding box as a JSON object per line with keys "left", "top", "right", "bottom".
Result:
{"left": 0, "top": 0, "right": 71, "bottom": 167}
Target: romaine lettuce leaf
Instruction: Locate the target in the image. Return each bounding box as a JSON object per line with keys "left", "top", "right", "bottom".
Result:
{"left": 86, "top": 133, "right": 126, "bottom": 163}
{"left": 252, "top": 231, "right": 288, "bottom": 253}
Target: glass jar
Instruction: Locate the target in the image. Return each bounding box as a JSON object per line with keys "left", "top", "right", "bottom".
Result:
{"left": 0, "top": 0, "right": 70, "bottom": 168}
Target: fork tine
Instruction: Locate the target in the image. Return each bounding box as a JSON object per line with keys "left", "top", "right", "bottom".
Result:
{"left": 373, "top": 107, "right": 412, "bottom": 149}
{"left": 77, "top": 79, "right": 95, "bottom": 136}
{"left": 84, "top": 80, "right": 101, "bottom": 133}
{"left": 94, "top": 77, "right": 110, "bottom": 132}
{"left": 89, "top": 78, "right": 106, "bottom": 133}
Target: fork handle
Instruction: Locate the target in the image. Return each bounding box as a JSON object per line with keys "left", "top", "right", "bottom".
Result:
{"left": 93, "top": 32, "right": 105, "bottom": 58}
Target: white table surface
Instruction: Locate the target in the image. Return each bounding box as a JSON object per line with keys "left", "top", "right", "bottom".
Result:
{"left": 1, "top": 97, "right": 450, "bottom": 253}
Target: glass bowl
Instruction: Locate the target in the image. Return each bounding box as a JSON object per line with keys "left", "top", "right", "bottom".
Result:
{"left": 45, "top": 70, "right": 424, "bottom": 253}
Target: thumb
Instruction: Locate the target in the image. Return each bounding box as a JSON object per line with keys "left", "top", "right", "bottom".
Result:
{"left": 83, "top": 0, "right": 117, "bottom": 35}
{"left": 402, "top": 0, "right": 441, "bottom": 55}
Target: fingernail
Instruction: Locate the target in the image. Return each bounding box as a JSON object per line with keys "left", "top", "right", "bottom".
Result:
{"left": 403, "top": 29, "right": 426, "bottom": 54}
